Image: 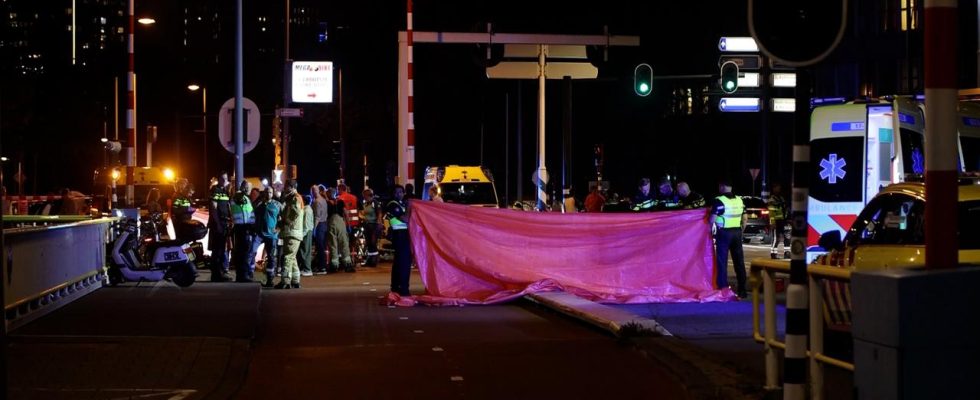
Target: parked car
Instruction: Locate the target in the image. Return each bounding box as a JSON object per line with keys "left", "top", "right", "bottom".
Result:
{"left": 815, "top": 181, "right": 980, "bottom": 331}
{"left": 741, "top": 196, "right": 772, "bottom": 244}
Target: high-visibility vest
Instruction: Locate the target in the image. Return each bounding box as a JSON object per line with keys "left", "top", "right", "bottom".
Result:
{"left": 715, "top": 195, "right": 744, "bottom": 229}
{"left": 767, "top": 195, "right": 786, "bottom": 221}
{"left": 231, "top": 195, "right": 255, "bottom": 225}
{"left": 387, "top": 200, "right": 408, "bottom": 230}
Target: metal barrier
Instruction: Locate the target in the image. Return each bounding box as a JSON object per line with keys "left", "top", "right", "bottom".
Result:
{"left": 751, "top": 258, "right": 856, "bottom": 400}
{"left": 3, "top": 216, "right": 117, "bottom": 330}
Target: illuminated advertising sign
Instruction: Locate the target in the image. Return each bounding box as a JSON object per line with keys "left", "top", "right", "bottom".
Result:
{"left": 291, "top": 61, "right": 334, "bottom": 103}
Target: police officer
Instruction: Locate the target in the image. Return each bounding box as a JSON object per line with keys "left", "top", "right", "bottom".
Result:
{"left": 654, "top": 176, "right": 680, "bottom": 210}
{"left": 631, "top": 178, "right": 655, "bottom": 211}
{"left": 767, "top": 183, "right": 790, "bottom": 259}
{"left": 386, "top": 184, "right": 411, "bottom": 296}
{"left": 676, "top": 181, "right": 706, "bottom": 209}
{"left": 231, "top": 180, "right": 256, "bottom": 282}
{"left": 359, "top": 189, "right": 383, "bottom": 267}
{"left": 710, "top": 179, "right": 747, "bottom": 298}
{"left": 208, "top": 172, "right": 233, "bottom": 282}
{"left": 170, "top": 178, "right": 196, "bottom": 242}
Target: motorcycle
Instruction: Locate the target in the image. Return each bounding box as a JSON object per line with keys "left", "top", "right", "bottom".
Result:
{"left": 107, "top": 218, "right": 201, "bottom": 287}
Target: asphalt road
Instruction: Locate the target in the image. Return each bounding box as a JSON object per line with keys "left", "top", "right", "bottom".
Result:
{"left": 233, "top": 267, "right": 690, "bottom": 400}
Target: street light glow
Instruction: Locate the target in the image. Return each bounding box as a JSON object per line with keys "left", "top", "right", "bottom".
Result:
{"left": 101, "top": 137, "right": 109, "bottom": 143}
{"left": 187, "top": 84, "right": 201, "bottom": 91}
{"left": 0, "top": 157, "right": 7, "bottom": 162}
{"left": 137, "top": 18, "right": 156, "bottom": 25}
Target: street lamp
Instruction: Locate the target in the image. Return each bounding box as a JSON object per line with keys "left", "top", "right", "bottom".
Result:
{"left": 137, "top": 17, "right": 156, "bottom": 25}
{"left": 187, "top": 84, "right": 207, "bottom": 187}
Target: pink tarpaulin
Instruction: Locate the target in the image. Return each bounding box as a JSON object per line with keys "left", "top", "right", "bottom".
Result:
{"left": 405, "top": 201, "right": 734, "bottom": 306}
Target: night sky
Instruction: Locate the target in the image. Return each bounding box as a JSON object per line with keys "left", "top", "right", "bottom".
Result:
{"left": 7, "top": 1, "right": 968, "bottom": 204}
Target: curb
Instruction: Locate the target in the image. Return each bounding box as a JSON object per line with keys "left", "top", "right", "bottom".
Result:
{"left": 525, "top": 291, "right": 767, "bottom": 400}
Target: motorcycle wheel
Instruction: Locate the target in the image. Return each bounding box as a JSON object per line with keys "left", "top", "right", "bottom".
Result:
{"left": 171, "top": 263, "right": 196, "bottom": 287}
{"left": 107, "top": 267, "right": 124, "bottom": 286}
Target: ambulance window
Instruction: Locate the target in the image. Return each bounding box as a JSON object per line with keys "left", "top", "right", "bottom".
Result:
{"left": 960, "top": 137, "right": 980, "bottom": 172}
{"left": 899, "top": 128, "right": 925, "bottom": 175}
{"left": 847, "top": 193, "right": 924, "bottom": 245}
{"left": 959, "top": 200, "right": 980, "bottom": 250}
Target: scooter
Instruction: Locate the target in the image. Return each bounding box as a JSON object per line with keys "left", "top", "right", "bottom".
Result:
{"left": 107, "top": 218, "right": 200, "bottom": 287}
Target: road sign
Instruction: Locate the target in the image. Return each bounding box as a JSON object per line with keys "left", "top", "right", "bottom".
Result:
{"left": 750, "top": 168, "right": 760, "bottom": 180}
{"left": 718, "top": 97, "right": 761, "bottom": 112}
{"left": 486, "top": 44, "right": 598, "bottom": 79}
{"left": 718, "top": 54, "right": 762, "bottom": 70}
{"left": 217, "top": 97, "right": 261, "bottom": 154}
{"left": 718, "top": 37, "right": 759, "bottom": 52}
{"left": 276, "top": 108, "right": 304, "bottom": 118}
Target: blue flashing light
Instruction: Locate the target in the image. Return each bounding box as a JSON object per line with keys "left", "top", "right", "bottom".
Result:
{"left": 963, "top": 117, "right": 980, "bottom": 128}
{"left": 898, "top": 112, "right": 916, "bottom": 125}
{"left": 831, "top": 121, "right": 866, "bottom": 132}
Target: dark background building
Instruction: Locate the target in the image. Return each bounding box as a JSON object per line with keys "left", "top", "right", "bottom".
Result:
{"left": 1, "top": 0, "right": 978, "bottom": 203}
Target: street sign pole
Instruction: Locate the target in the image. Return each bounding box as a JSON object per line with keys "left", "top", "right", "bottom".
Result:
{"left": 536, "top": 45, "right": 549, "bottom": 211}
{"left": 234, "top": 0, "right": 244, "bottom": 185}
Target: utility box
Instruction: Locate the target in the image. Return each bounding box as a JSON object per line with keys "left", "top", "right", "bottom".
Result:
{"left": 851, "top": 266, "right": 980, "bottom": 399}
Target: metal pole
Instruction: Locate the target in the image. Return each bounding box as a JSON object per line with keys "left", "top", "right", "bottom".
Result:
{"left": 406, "top": 0, "right": 416, "bottom": 187}
{"left": 505, "top": 92, "right": 510, "bottom": 206}
{"left": 763, "top": 270, "right": 778, "bottom": 390}
{"left": 562, "top": 75, "right": 572, "bottom": 213}
{"left": 282, "top": 0, "right": 291, "bottom": 179}
{"left": 925, "top": 0, "right": 959, "bottom": 269}
{"left": 234, "top": 0, "right": 244, "bottom": 184}
{"left": 114, "top": 77, "right": 119, "bottom": 140}
{"left": 536, "top": 44, "right": 548, "bottom": 211}
{"left": 809, "top": 273, "right": 825, "bottom": 400}
{"left": 784, "top": 67, "right": 811, "bottom": 400}
{"left": 517, "top": 81, "right": 523, "bottom": 204}
{"left": 760, "top": 55, "right": 770, "bottom": 199}
{"left": 340, "top": 67, "right": 345, "bottom": 181}
{"left": 126, "top": 0, "right": 136, "bottom": 206}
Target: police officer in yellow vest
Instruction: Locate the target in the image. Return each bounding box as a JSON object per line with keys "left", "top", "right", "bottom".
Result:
{"left": 231, "top": 180, "right": 257, "bottom": 282}
{"left": 710, "top": 179, "right": 747, "bottom": 298}
{"left": 767, "top": 183, "right": 789, "bottom": 259}
{"left": 386, "top": 184, "right": 411, "bottom": 296}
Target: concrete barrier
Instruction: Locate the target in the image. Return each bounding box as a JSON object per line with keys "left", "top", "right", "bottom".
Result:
{"left": 3, "top": 217, "right": 116, "bottom": 331}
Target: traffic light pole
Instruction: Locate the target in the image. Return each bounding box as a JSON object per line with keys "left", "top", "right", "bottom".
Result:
{"left": 281, "top": 0, "right": 291, "bottom": 181}
{"left": 760, "top": 55, "right": 770, "bottom": 199}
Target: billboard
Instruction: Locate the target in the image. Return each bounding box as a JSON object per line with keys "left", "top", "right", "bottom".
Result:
{"left": 291, "top": 61, "right": 333, "bottom": 103}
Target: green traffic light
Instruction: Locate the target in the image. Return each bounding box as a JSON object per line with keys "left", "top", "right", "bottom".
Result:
{"left": 638, "top": 82, "right": 650, "bottom": 94}
{"left": 725, "top": 81, "right": 735, "bottom": 90}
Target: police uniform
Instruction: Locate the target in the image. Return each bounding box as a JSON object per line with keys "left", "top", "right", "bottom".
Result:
{"left": 208, "top": 185, "right": 233, "bottom": 280}
{"left": 360, "top": 197, "right": 383, "bottom": 267}
{"left": 231, "top": 189, "right": 256, "bottom": 282}
{"left": 711, "top": 192, "right": 747, "bottom": 297}
{"left": 679, "top": 191, "right": 706, "bottom": 209}
{"left": 386, "top": 197, "right": 411, "bottom": 296}
{"left": 767, "top": 192, "right": 789, "bottom": 258}
{"left": 171, "top": 194, "right": 195, "bottom": 241}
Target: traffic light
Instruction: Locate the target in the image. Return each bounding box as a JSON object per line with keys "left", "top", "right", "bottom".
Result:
{"left": 634, "top": 63, "right": 653, "bottom": 97}
{"left": 720, "top": 61, "right": 739, "bottom": 94}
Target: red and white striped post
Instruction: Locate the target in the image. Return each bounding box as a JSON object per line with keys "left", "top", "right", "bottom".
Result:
{"left": 405, "top": 0, "right": 416, "bottom": 189}
{"left": 924, "top": 0, "right": 958, "bottom": 269}
{"left": 125, "top": 0, "right": 136, "bottom": 207}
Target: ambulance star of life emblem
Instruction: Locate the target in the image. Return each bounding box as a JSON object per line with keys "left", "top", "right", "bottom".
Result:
{"left": 819, "top": 153, "right": 846, "bottom": 184}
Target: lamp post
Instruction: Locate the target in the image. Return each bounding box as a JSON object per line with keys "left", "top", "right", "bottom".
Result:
{"left": 124, "top": 1, "right": 156, "bottom": 207}
{"left": 187, "top": 84, "right": 207, "bottom": 188}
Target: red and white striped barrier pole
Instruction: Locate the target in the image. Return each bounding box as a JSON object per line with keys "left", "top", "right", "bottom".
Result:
{"left": 924, "top": 0, "right": 958, "bottom": 269}
{"left": 125, "top": 0, "right": 136, "bottom": 207}
{"left": 406, "top": 0, "right": 416, "bottom": 189}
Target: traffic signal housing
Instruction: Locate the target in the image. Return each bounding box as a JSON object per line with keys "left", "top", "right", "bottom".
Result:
{"left": 634, "top": 63, "right": 653, "bottom": 97}
{"left": 720, "top": 61, "right": 739, "bottom": 94}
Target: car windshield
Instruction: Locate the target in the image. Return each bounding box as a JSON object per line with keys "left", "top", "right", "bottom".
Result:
{"left": 741, "top": 197, "right": 766, "bottom": 209}
{"left": 440, "top": 183, "right": 497, "bottom": 206}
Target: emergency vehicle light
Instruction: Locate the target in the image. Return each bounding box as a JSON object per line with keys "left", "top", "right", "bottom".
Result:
{"left": 811, "top": 97, "right": 847, "bottom": 107}
{"left": 963, "top": 117, "right": 980, "bottom": 127}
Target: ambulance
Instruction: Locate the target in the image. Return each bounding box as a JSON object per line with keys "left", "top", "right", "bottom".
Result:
{"left": 807, "top": 97, "right": 925, "bottom": 262}
{"left": 421, "top": 165, "right": 500, "bottom": 208}
{"left": 807, "top": 96, "right": 980, "bottom": 262}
